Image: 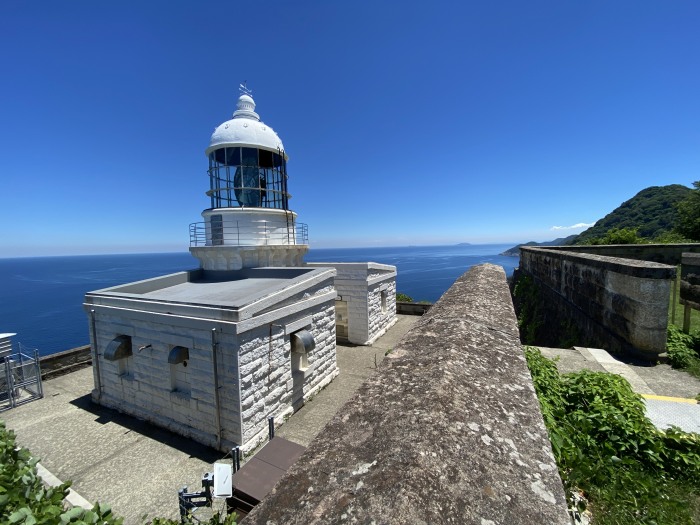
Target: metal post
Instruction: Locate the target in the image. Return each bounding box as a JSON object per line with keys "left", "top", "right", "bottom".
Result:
{"left": 235, "top": 446, "right": 241, "bottom": 472}
{"left": 178, "top": 487, "right": 188, "bottom": 522}
{"left": 90, "top": 309, "right": 102, "bottom": 404}
{"left": 4, "top": 356, "right": 14, "bottom": 409}
{"left": 672, "top": 266, "right": 678, "bottom": 325}
{"left": 268, "top": 416, "right": 274, "bottom": 440}
{"left": 211, "top": 329, "right": 223, "bottom": 450}
{"left": 34, "top": 349, "right": 43, "bottom": 399}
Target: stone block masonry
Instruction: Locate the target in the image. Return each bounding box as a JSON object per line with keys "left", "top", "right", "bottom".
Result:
{"left": 519, "top": 246, "right": 676, "bottom": 358}
{"left": 306, "top": 262, "right": 397, "bottom": 345}
{"left": 245, "top": 264, "right": 570, "bottom": 525}
{"left": 680, "top": 252, "right": 700, "bottom": 309}
{"left": 84, "top": 267, "right": 339, "bottom": 453}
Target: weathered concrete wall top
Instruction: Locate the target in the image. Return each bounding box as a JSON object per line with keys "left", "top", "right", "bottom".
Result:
{"left": 244, "top": 264, "right": 570, "bottom": 525}
{"left": 521, "top": 246, "right": 677, "bottom": 279}
{"left": 537, "top": 243, "right": 700, "bottom": 265}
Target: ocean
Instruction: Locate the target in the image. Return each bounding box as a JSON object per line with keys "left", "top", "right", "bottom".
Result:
{"left": 0, "top": 244, "right": 518, "bottom": 356}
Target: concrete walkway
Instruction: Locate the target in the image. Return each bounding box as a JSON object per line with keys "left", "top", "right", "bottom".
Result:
{"left": 537, "top": 346, "right": 700, "bottom": 434}
{"left": 277, "top": 314, "right": 418, "bottom": 446}
{"left": 1, "top": 314, "right": 419, "bottom": 524}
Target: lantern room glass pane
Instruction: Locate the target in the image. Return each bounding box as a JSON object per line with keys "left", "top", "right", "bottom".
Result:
{"left": 259, "top": 149, "right": 273, "bottom": 168}
{"left": 226, "top": 147, "right": 240, "bottom": 166}
{"left": 234, "top": 166, "right": 262, "bottom": 207}
{"left": 242, "top": 147, "right": 257, "bottom": 166}
{"left": 213, "top": 148, "right": 226, "bottom": 164}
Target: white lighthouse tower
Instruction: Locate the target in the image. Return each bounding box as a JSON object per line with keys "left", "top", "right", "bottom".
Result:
{"left": 190, "top": 86, "right": 308, "bottom": 270}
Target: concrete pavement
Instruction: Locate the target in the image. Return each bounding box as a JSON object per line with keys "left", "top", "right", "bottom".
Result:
{"left": 277, "top": 314, "right": 418, "bottom": 446}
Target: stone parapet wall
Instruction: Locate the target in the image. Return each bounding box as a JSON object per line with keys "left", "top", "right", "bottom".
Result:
{"left": 680, "top": 252, "right": 700, "bottom": 309}
{"left": 39, "top": 345, "right": 92, "bottom": 379}
{"left": 520, "top": 247, "right": 675, "bottom": 358}
{"left": 245, "top": 264, "right": 570, "bottom": 525}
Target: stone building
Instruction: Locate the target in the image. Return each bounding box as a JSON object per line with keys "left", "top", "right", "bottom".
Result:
{"left": 84, "top": 87, "right": 396, "bottom": 452}
{"left": 306, "top": 262, "right": 397, "bottom": 344}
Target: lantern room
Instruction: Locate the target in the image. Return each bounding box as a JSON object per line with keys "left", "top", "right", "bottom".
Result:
{"left": 190, "top": 88, "right": 309, "bottom": 271}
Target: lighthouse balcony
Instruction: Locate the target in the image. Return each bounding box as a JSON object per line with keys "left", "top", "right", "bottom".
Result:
{"left": 189, "top": 219, "right": 308, "bottom": 247}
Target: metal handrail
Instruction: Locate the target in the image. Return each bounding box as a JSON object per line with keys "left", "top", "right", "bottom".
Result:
{"left": 189, "top": 221, "right": 308, "bottom": 247}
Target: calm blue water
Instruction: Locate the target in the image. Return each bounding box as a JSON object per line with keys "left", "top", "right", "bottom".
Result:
{"left": 0, "top": 245, "right": 517, "bottom": 356}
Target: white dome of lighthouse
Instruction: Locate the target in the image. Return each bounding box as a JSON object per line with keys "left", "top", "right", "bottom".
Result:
{"left": 206, "top": 93, "right": 285, "bottom": 156}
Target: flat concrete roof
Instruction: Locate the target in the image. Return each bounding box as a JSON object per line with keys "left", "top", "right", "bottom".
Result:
{"left": 85, "top": 267, "right": 336, "bottom": 324}
{"left": 87, "top": 267, "right": 324, "bottom": 309}
{"left": 2, "top": 315, "right": 419, "bottom": 524}
{"left": 139, "top": 277, "right": 294, "bottom": 306}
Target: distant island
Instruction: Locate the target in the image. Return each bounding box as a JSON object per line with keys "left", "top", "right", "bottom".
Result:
{"left": 456, "top": 242, "right": 472, "bottom": 246}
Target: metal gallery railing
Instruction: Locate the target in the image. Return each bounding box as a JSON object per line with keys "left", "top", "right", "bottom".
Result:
{"left": 0, "top": 343, "right": 43, "bottom": 411}
{"left": 189, "top": 221, "right": 308, "bottom": 247}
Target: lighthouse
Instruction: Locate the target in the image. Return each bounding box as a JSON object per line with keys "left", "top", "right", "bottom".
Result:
{"left": 190, "top": 86, "right": 308, "bottom": 271}
{"left": 84, "top": 86, "right": 397, "bottom": 453}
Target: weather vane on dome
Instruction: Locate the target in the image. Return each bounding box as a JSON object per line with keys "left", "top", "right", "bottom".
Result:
{"left": 239, "top": 81, "right": 253, "bottom": 97}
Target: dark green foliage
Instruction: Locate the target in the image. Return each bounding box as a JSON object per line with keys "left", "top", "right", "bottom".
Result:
{"left": 676, "top": 180, "right": 700, "bottom": 241}
{"left": 573, "top": 184, "right": 691, "bottom": 245}
{"left": 396, "top": 293, "right": 413, "bottom": 302}
{"left": 666, "top": 325, "right": 700, "bottom": 379}
{"left": 653, "top": 230, "right": 694, "bottom": 244}
{"left": 512, "top": 275, "right": 543, "bottom": 344}
{"left": 666, "top": 325, "right": 698, "bottom": 368}
{"left": 525, "top": 347, "right": 700, "bottom": 524}
{"left": 500, "top": 235, "right": 579, "bottom": 256}
{"left": 146, "top": 512, "right": 238, "bottom": 525}
{"left": 581, "top": 226, "right": 647, "bottom": 245}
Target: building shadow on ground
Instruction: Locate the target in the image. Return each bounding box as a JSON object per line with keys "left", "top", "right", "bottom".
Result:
{"left": 69, "top": 394, "right": 222, "bottom": 464}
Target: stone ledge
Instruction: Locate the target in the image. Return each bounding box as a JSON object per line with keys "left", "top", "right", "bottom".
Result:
{"left": 244, "top": 264, "right": 569, "bottom": 525}
{"left": 39, "top": 345, "right": 92, "bottom": 380}
{"left": 521, "top": 246, "right": 676, "bottom": 279}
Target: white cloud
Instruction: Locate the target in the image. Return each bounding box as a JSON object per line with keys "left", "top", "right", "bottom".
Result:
{"left": 550, "top": 222, "right": 595, "bottom": 231}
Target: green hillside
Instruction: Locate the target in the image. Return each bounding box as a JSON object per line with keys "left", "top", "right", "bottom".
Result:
{"left": 571, "top": 184, "right": 691, "bottom": 245}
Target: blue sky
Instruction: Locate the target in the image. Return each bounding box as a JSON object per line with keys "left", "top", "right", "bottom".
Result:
{"left": 2, "top": 1, "right": 699, "bottom": 257}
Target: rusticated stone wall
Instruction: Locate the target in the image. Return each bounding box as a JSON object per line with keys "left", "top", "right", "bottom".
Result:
{"left": 680, "top": 252, "right": 700, "bottom": 309}
{"left": 244, "top": 264, "right": 570, "bottom": 525}
{"left": 306, "top": 262, "right": 397, "bottom": 345}
{"left": 519, "top": 247, "right": 676, "bottom": 358}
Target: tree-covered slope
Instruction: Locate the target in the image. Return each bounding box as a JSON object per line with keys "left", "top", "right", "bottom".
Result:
{"left": 500, "top": 235, "right": 578, "bottom": 256}
{"left": 571, "top": 184, "right": 691, "bottom": 245}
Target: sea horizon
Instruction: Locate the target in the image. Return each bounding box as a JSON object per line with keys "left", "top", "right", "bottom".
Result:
{"left": 0, "top": 241, "right": 523, "bottom": 261}
{"left": 1, "top": 244, "right": 519, "bottom": 356}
